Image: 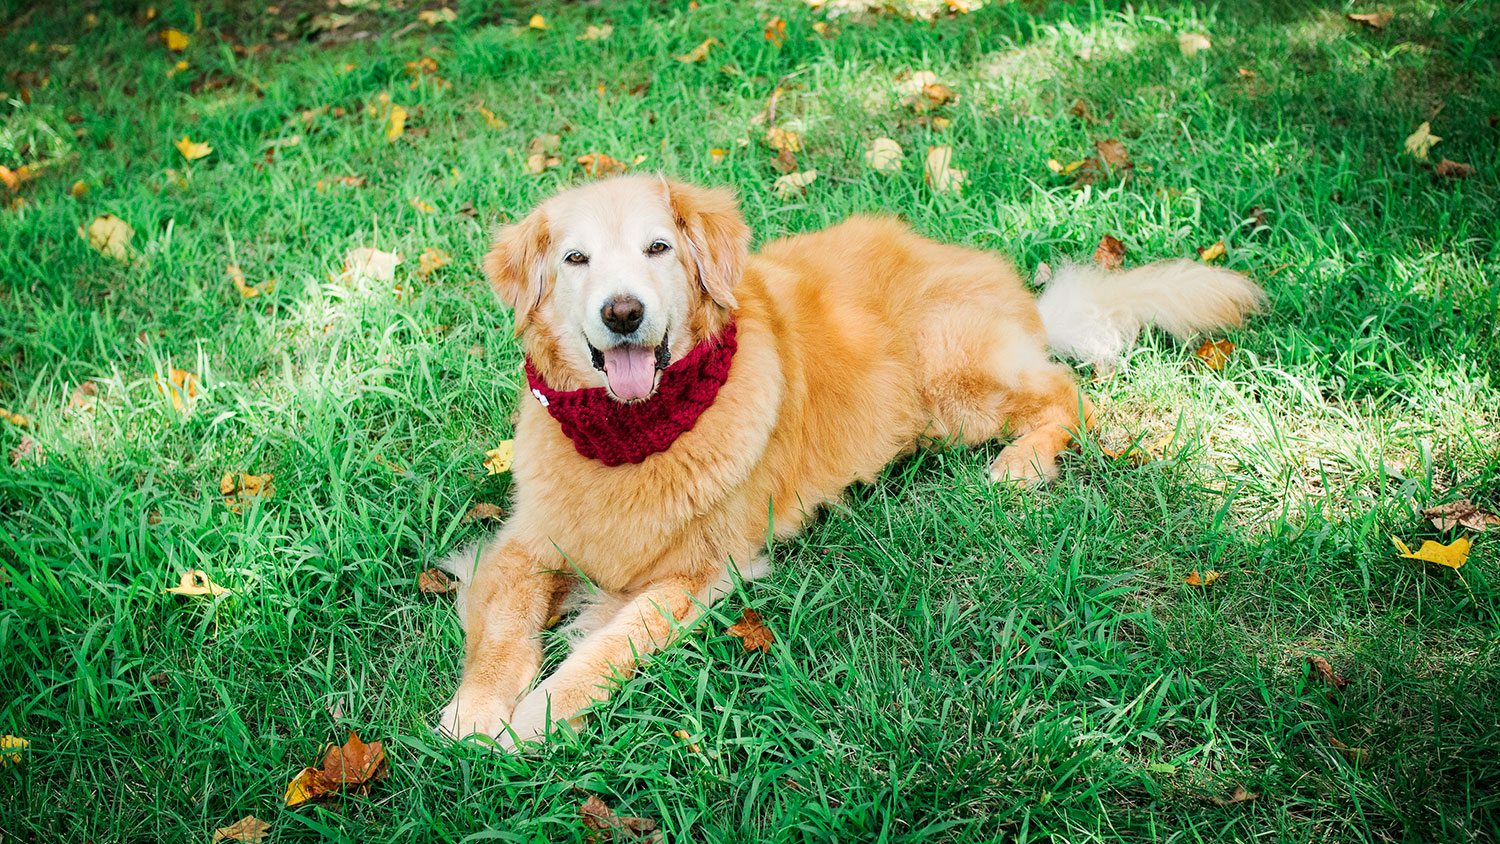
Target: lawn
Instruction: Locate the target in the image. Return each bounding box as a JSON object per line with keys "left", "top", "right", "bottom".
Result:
{"left": 2, "top": 0, "right": 1499, "bottom": 841}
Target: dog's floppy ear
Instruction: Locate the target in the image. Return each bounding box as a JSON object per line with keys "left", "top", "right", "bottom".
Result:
{"left": 482, "top": 210, "right": 551, "bottom": 335}
{"left": 665, "top": 180, "right": 750, "bottom": 310}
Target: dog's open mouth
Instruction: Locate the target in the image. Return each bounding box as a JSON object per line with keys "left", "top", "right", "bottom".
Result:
{"left": 589, "top": 334, "right": 671, "bottom": 402}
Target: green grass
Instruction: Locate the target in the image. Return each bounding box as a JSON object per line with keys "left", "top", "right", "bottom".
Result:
{"left": 3, "top": 0, "right": 1499, "bottom": 840}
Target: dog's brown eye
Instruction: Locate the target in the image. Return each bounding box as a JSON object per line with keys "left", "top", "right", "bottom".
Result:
{"left": 564, "top": 251, "right": 588, "bottom": 265}
{"left": 646, "top": 240, "right": 671, "bottom": 256}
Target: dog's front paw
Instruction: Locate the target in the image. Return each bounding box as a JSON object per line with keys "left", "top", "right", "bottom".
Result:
{"left": 436, "top": 685, "right": 515, "bottom": 742}
{"left": 501, "top": 681, "right": 587, "bottom": 751}
{"left": 990, "top": 447, "right": 1058, "bottom": 485}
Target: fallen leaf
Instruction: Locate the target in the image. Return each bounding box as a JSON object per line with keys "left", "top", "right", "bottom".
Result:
{"left": 317, "top": 732, "right": 389, "bottom": 794}
{"left": 727, "top": 608, "right": 774, "bottom": 653}
{"left": 163, "top": 569, "right": 232, "bottom": 597}
{"left": 284, "top": 767, "right": 321, "bottom": 807}
{"left": 1306, "top": 655, "right": 1350, "bottom": 691}
{"left": 578, "top": 152, "right": 628, "bottom": 178}
{"left": 212, "top": 815, "right": 270, "bottom": 844}
{"left": 1237, "top": 67, "right": 1257, "bottom": 78}
{"left": 342, "top": 247, "right": 402, "bottom": 283}
{"left": 154, "top": 368, "right": 200, "bottom": 413}
{"left": 1178, "top": 32, "right": 1211, "bottom": 57}
{"left": 385, "top": 104, "right": 407, "bottom": 142}
{"left": 764, "top": 16, "right": 787, "bottom": 45}
{"left": 772, "top": 169, "right": 817, "bottom": 198}
{"left": 1184, "top": 569, "right": 1222, "bottom": 587}
{"left": 1093, "top": 235, "right": 1126, "bottom": 270}
{"left": 159, "top": 29, "right": 189, "bottom": 50}
{"left": 675, "top": 37, "right": 718, "bottom": 62}
{"left": 175, "top": 135, "right": 213, "bottom": 161}
{"left": 1244, "top": 206, "right": 1269, "bottom": 232}
{"left": 417, "top": 247, "right": 449, "bottom": 280}
{"left": 580, "top": 794, "right": 660, "bottom": 840}
{"left": 924, "top": 146, "right": 967, "bottom": 194}
{"left": 1392, "top": 535, "right": 1470, "bottom": 569}
{"left": 417, "top": 7, "right": 456, "bottom": 25}
{"left": 484, "top": 440, "right": 514, "bottom": 474}
{"left": 1197, "top": 240, "right": 1226, "bottom": 262}
{"left": 477, "top": 103, "right": 505, "bottom": 129}
{"left": 525, "top": 134, "right": 563, "bottom": 174}
{"left": 0, "top": 735, "right": 28, "bottom": 767}
{"left": 464, "top": 502, "right": 505, "bottom": 522}
{"left": 1094, "top": 138, "right": 1132, "bottom": 174}
{"left": 1209, "top": 785, "right": 1258, "bottom": 806}
{"left": 1328, "top": 736, "right": 1369, "bottom": 765}
{"left": 865, "top": 137, "right": 903, "bottom": 172}
{"left": 528, "top": 14, "right": 548, "bottom": 30}
{"left": 67, "top": 380, "right": 99, "bottom": 414}
{"left": 1195, "top": 339, "right": 1236, "bottom": 370}
{"left": 895, "top": 70, "right": 940, "bottom": 99}
{"left": 81, "top": 214, "right": 134, "bottom": 261}
{"left": 220, "top": 472, "right": 274, "bottom": 512}
{"left": 1434, "top": 158, "right": 1475, "bottom": 179}
{"left": 1070, "top": 98, "right": 1092, "bottom": 121}
{"left": 66, "top": 179, "right": 86, "bottom": 197}
{"left": 148, "top": 671, "right": 169, "bottom": 688}
{"left": 417, "top": 568, "right": 457, "bottom": 594}
{"left": 456, "top": 200, "right": 478, "bottom": 219}
{"left": 1046, "top": 158, "right": 1086, "bottom": 176}
{"left": 0, "top": 407, "right": 32, "bottom": 428}
{"left": 1346, "top": 11, "right": 1392, "bottom": 29}
{"left": 764, "top": 127, "right": 803, "bottom": 152}
{"left": 0, "top": 164, "right": 31, "bottom": 192}
{"left": 672, "top": 729, "right": 702, "bottom": 754}
{"left": 409, "top": 197, "right": 435, "bottom": 213}
{"left": 227, "top": 262, "right": 274, "bottom": 298}
{"left": 708, "top": 147, "right": 727, "bottom": 166}
{"left": 1422, "top": 500, "right": 1499, "bottom": 532}
{"left": 1403, "top": 122, "right": 1440, "bottom": 160}
{"left": 578, "top": 24, "right": 613, "bottom": 41}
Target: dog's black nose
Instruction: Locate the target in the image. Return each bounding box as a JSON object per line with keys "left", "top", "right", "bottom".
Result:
{"left": 601, "top": 296, "right": 644, "bottom": 335}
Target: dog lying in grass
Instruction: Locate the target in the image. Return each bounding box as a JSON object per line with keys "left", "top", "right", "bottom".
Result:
{"left": 437, "top": 175, "right": 1263, "bottom": 748}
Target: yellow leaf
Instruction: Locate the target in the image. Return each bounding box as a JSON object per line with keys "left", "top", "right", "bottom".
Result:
{"left": 708, "top": 147, "right": 727, "bottom": 165}
{"left": 1, "top": 735, "right": 28, "bottom": 766}
{"left": 409, "top": 197, "right": 435, "bottom": 213}
{"left": 577, "top": 152, "right": 628, "bottom": 178}
{"left": 763, "top": 16, "right": 787, "bottom": 46}
{"left": 154, "top": 368, "right": 200, "bottom": 413}
{"left": 772, "top": 169, "right": 817, "bottom": 198}
{"left": 1178, "top": 32, "right": 1211, "bottom": 57}
{"left": 477, "top": 102, "right": 505, "bottom": 129}
{"left": 1184, "top": 569, "right": 1221, "bottom": 586}
{"left": 284, "top": 766, "right": 322, "bottom": 806}
{"left": 417, "top": 247, "right": 450, "bottom": 280}
{"left": 385, "top": 104, "right": 407, "bottom": 142}
{"left": 1046, "top": 158, "right": 1085, "bottom": 176}
{"left": 484, "top": 440, "right": 514, "bottom": 475}
{"left": 80, "top": 214, "right": 134, "bottom": 261}
{"left": 578, "top": 24, "right": 613, "bottom": 41}
{"left": 1404, "top": 122, "right": 1440, "bottom": 161}
{"left": 1392, "top": 535, "right": 1470, "bottom": 570}
{"left": 528, "top": 14, "right": 548, "bottom": 30}
{"left": 673, "top": 729, "right": 703, "bottom": 754}
{"left": 924, "top": 145, "right": 967, "bottom": 194}
{"left": 675, "top": 37, "right": 718, "bottom": 62}
{"left": 220, "top": 472, "right": 274, "bottom": 512}
{"left": 159, "top": 29, "right": 189, "bottom": 51}
{"left": 1197, "top": 240, "right": 1226, "bottom": 262}
{"left": 163, "top": 569, "right": 232, "bottom": 597}
{"left": 417, "top": 7, "right": 455, "bottom": 25}
{"left": 212, "top": 815, "right": 270, "bottom": 844}
{"left": 865, "top": 137, "right": 903, "bottom": 172}
{"left": 1195, "top": 338, "right": 1236, "bottom": 370}
{"left": 174, "top": 135, "right": 213, "bottom": 161}
{"left": 764, "top": 127, "right": 803, "bottom": 152}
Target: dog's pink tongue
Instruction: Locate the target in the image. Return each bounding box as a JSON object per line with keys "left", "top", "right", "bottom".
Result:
{"left": 601, "top": 344, "right": 656, "bottom": 400}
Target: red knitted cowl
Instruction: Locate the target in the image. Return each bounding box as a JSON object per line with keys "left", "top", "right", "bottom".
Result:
{"left": 523, "top": 321, "right": 737, "bottom": 466}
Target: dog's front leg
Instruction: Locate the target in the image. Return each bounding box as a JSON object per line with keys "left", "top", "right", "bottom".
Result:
{"left": 502, "top": 572, "right": 713, "bottom": 749}
{"left": 437, "top": 533, "right": 564, "bottom": 741}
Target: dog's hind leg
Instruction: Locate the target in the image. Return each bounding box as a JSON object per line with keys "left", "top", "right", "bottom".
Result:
{"left": 436, "top": 532, "right": 568, "bottom": 741}
{"left": 918, "top": 307, "right": 1094, "bottom": 483}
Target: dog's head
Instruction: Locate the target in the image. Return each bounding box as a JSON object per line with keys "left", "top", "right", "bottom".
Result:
{"left": 484, "top": 175, "right": 749, "bottom": 402}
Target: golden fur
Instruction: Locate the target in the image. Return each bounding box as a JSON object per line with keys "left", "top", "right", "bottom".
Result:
{"left": 437, "top": 175, "right": 1263, "bottom": 747}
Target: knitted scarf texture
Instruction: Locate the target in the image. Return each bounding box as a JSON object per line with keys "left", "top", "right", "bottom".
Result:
{"left": 523, "top": 321, "right": 737, "bottom": 466}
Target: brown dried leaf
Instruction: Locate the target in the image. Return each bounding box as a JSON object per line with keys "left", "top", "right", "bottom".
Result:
{"left": 1209, "top": 785, "right": 1259, "bottom": 806}
{"left": 1329, "top": 736, "right": 1370, "bottom": 764}
{"left": 1346, "top": 11, "right": 1392, "bottom": 29}
{"left": 417, "top": 568, "right": 457, "bottom": 594}
{"left": 1422, "top": 499, "right": 1499, "bottom": 532}
{"left": 1434, "top": 158, "right": 1475, "bottom": 179}
{"left": 1195, "top": 339, "right": 1236, "bottom": 370}
{"left": 1093, "top": 235, "right": 1126, "bottom": 270}
{"left": 727, "top": 608, "right": 774, "bottom": 653}
{"left": 163, "top": 569, "right": 232, "bottom": 597}
{"left": 1184, "top": 569, "right": 1222, "bottom": 587}
{"left": 1197, "top": 240, "right": 1226, "bottom": 262}
{"left": 577, "top": 152, "right": 628, "bottom": 178}
{"left": 417, "top": 247, "right": 450, "bottom": 280}
{"left": 1094, "top": 138, "right": 1132, "bottom": 174}
{"left": 771, "top": 146, "right": 799, "bottom": 174}
{"left": 1306, "top": 655, "right": 1350, "bottom": 691}
{"left": 464, "top": 502, "right": 505, "bottom": 522}
{"left": 764, "top": 127, "right": 803, "bottom": 152}
{"left": 317, "top": 732, "right": 389, "bottom": 794}
{"left": 220, "top": 472, "right": 274, "bottom": 512}
{"left": 212, "top": 815, "right": 270, "bottom": 844}
{"left": 580, "top": 794, "right": 660, "bottom": 841}
{"left": 763, "top": 16, "right": 786, "bottom": 46}
{"left": 67, "top": 380, "right": 99, "bottom": 413}
{"left": 9, "top": 434, "right": 43, "bottom": 468}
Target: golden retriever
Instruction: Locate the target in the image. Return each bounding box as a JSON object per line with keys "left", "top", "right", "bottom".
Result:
{"left": 437, "top": 175, "right": 1263, "bottom": 747}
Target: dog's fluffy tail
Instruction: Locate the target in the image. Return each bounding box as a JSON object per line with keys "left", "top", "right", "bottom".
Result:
{"left": 1035, "top": 259, "right": 1265, "bottom": 365}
